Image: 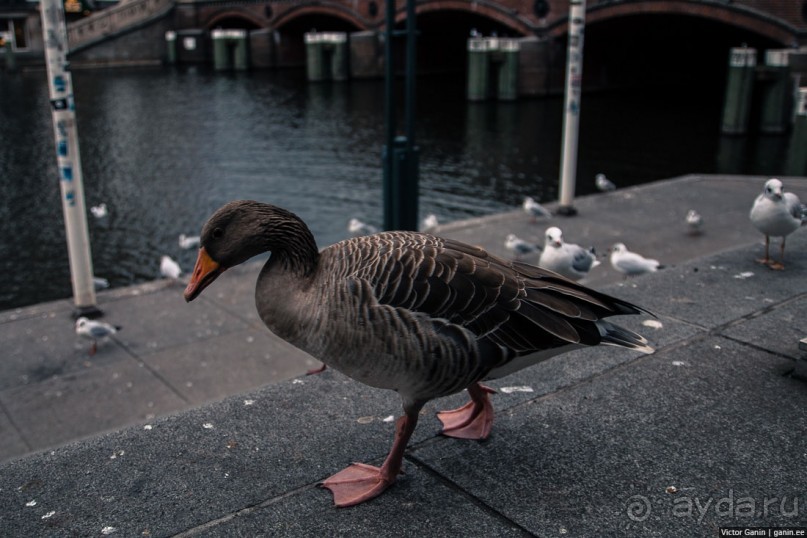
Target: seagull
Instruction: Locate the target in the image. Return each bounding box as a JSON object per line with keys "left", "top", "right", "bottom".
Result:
{"left": 348, "top": 218, "right": 378, "bottom": 236}
{"left": 595, "top": 173, "right": 616, "bottom": 192}
{"left": 421, "top": 214, "right": 439, "bottom": 233}
{"left": 183, "top": 200, "right": 653, "bottom": 508}
{"left": 160, "top": 255, "right": 182, "bottom": 279}
{"left": 538, "top": 226, "right": 600, "bottom": 281}
{"left": 505, "top": 233, "right": 540, "bottom": 259}
{"left": 749, "top": 178, "right": 806, "bottom": 270}
{"left": 610, "top": 243, "right": 661, "bottom": 277}
{"left": 685, "top": 209, "right": 704, "bottom": 235}
{"left": 75, "top": 317, "right": 121, "bottom": 355}
{"left": 178, "top": 233, "right": 201, "bottom": 250}
{"left": 522, "top": 196, "right": 552, "bottom": 222}
{"left": 90, "top": 203, "right": 108, "bottom": 219}
{"left": 93, "top": 276, "right": 110, "bottom": 290}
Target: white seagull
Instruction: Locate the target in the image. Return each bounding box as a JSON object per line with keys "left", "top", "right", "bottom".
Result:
{"left": 93, "top": 276, "right": 110, "bottom": 290}
{"left": 75, "top": 317, "right": 121, "bottom": 355}
{"left": 348, "top": 218, "right": 378, "bottom": 236}
{"left": 178, "top": 233, "right": 201, "bottom": 250}
{"left": 505, "top": 233, "right": 540, "bottom": 259}
{"left": 522, "top": 196, "right": 552, "bottom": 222}
{"left": 610, "top": 243, "right": 661, "bottom": 277}
{"left": 749, "top": 178, "right": 806, "bottom": 270}
{"left": 90, "top": 203, "right": 108, "bottom": 219}
{"left": 595, "top": 173, "right": 616, "bottom": 192}
{"left": 538, "top": 226, "right": 600, "bottom": 281}
{"left": 686, "top": 209, "right": 704, "bottom": 235}
{"left": 421, "top": 214, "right": 439, "bottom": 233}
{"left": 160, "top": 255, "right": 182, "bottom": 279}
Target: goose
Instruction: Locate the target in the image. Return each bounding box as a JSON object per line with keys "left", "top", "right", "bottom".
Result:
{"left": 184, "top": 200, "right": 653, "bottom": 508}
{"left": 538, "top": 226, "right": 600, "bottom": 281}
{"left": 75, "top": 317, "right": 121, "bottom": 355}
{"left": 749, "top": 178, "right": 805, "bottom": 270}
{"left": 522, "top": 196, "right": 552, "bottom": 222}
{"left": 610, "top": 243, "right": 661, "bottom": 277}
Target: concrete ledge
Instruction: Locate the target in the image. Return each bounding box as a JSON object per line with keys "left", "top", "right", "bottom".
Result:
{"left": 2, "top": 232, "right": 806, "bottom": 535}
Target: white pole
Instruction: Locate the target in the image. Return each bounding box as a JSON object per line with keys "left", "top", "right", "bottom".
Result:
{"left": 40, "top": 0, "right": 99, "bottom": 315}
{"left": 558, "top": 0, "right": 586, "bottom": 215}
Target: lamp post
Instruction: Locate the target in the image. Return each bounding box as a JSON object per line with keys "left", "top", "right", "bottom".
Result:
{"left": 40, "top": 0, "right": 100, "bottom": 317}
{"left": 557, "top": 0, "right": 586, "bottom": 216}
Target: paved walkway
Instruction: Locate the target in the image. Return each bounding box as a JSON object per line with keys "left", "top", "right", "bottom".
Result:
{"left": 1, "top": 174, "right": 806, "bottom": 535}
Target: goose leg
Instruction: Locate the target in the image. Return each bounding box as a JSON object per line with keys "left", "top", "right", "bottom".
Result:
{"left": 321, "top": 404, "right": 420, "bottom": 507}
{"left": 437, "top": 383, "right": 495, "bottom": 440}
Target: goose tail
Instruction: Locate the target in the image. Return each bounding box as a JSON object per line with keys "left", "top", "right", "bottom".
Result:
{"left": 597, "top": 321, "right": 654, "bottom": 354}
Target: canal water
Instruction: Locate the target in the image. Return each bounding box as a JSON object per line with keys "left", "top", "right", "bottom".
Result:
{"left": 0, "top": 67, "right": 794, "bottom": 311}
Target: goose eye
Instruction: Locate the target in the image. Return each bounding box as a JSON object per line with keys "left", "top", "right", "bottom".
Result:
{"left": 212, "top": 227, "right": 224, "bottom": 239}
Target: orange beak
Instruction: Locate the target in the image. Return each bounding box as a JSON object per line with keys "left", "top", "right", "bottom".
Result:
{"left": 184, "top": 247, "right": 225, "bottom": 302}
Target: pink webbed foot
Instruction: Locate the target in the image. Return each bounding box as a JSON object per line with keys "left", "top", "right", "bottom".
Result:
{"left": 320, "top": 462, "right": 397, "bottom": 508}
{"left": 437, "top": 384, "right": 496, "bottom": 440}
{"left": 306, "top": 363, "right": 327, "bottom": 375}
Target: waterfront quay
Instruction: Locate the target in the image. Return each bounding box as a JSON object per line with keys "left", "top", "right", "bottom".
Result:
{"left": 1, "top": 174, "right": 806, "bottom": 535}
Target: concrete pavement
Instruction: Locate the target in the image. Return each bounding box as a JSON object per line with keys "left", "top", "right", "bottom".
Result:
{"left": 1, "top": 174, "right": 806, "bottom": 535}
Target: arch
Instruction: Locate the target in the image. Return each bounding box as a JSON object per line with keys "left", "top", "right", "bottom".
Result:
{"left": 205, "top": 11, "right": 265, "bottom": 31}
{"left": 408, "top": 0, "right": 535, "bottom": 37}
{"left": 547, "top": 0, "right": 799, "bottom": 46}
{"left": 271, "top": 3, "right": 369, "bottom": 32}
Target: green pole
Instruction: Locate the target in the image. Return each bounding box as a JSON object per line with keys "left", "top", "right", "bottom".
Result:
{"left": 720, "top": 46, "right": 756, "bottom": 135}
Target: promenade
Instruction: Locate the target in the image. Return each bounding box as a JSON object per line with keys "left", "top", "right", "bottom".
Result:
{"left": 1, "top": 174, "right": 806, "bottom": 535}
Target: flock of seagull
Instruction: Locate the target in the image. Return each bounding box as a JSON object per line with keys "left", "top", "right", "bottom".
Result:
{"left": 78, "top": 176, "right": 805, "bottom": 364}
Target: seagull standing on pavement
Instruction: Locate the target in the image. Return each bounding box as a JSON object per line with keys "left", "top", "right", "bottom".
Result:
{"left": 538, "top": 227, "right": 600, "bottom": 281}
{"left": 421, "top": 214, "right": 439, "bottom": 233}
{"left": 75, "top": 317, "right": 121, "bottom": 355}
{"left": 685, "top": 209, "right": 704, "bottom": 235}
{"left": 749, "top": 178, "right": 806, "bottom": 270}
{"left": 610, "top": 243, "right": 661, "bottom": 277}
{"left": 505, "top": 233, "right": 540, "bottom": 259}
{"left": 595, "top": 173, "right": 616, "bottom": 192}
{"left": 522, "top": 196, "right": 552, "bottom": 222}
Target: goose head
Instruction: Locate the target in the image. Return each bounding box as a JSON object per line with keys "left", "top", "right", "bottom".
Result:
{"left": 184, "top": 200, "right": 318, "bottom": 302}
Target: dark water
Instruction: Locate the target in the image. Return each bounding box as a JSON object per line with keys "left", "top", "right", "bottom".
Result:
{"left": 0, "top": 67, "right": 794, "bottom": 310}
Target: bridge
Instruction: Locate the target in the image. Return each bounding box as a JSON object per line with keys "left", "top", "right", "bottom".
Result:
{"left": 60, "top": 0, "right": 807, "bottom": 94}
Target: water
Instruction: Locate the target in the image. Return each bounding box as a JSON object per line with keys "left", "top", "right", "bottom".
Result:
{"left": 0, "top": 67, "right": 793, "bottom": 311}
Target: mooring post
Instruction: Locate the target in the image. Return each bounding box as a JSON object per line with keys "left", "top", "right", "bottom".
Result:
{"left": 720, "top": 46, "right": 756, "bottom": 135}
{"left": 786, "top": 87, "right": 807, "bottom": 176}
{"left": 40, "top": 0, "right": 100, "bottom": 317}
{"left": 557, "top": 0, "right": 586, "bottom": 216}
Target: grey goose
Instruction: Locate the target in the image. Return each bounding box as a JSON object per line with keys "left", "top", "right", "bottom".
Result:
{"left": 184, "top": 200, "right": 653, "bottom": 508}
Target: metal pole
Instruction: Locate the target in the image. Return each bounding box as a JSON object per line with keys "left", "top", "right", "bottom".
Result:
{"left": 557, "top": 0, "right": 586, "bottom": 216}
{"left": 40, "top": 0, "right": 100, "bottom": 317}
{"left": 382, "top": 0, "right": 397, "bottom": 231}
{"left": 401, "top": 0, "right": 418, "bottom": 232}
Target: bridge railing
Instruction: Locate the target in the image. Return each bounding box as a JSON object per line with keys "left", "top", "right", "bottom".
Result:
{"left": 67, "top": 0, "right": 174, "bottom": 52}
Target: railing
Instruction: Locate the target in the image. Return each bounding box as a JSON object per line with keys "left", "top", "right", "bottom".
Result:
{"left": 67, "top": 0, "right": 174, "bottom": 52}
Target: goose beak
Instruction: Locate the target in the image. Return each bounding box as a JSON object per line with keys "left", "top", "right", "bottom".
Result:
{"left": 184, "top": 247, "right": 225, "bottom": 302}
